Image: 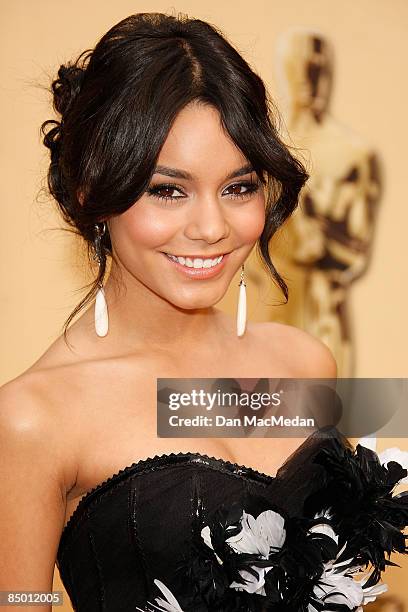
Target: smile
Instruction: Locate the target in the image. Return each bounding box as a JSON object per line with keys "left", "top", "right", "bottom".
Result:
{"left": 164, "top": 253, "right": 225, "bottom": 268}
{"left": 161, "top": 251, "right": 231, "bottom": 279}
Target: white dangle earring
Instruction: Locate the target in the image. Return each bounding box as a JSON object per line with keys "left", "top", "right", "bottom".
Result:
{"left": 93, "top": 222, "right": 109, "bottom": 337}
{"left": 236, "top": 264, "right": 247, "bottom": 337}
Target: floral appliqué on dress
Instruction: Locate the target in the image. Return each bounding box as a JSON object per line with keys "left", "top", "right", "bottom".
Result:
{"left": 136, "top": 442, "right": 408, "bottom": 612}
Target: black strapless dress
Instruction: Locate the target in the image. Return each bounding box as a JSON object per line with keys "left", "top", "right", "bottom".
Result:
{"left": 56, "top": 426, "right": 408, "bottom": 611}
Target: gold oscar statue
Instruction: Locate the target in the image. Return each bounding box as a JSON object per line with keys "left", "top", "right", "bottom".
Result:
{"left": 275, "top": 27, "right": 382, "bottom": 376}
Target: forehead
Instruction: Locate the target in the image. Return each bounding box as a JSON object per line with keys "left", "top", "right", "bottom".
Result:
{"left": 157, "top": 102, "right": 248, "bottom": 179}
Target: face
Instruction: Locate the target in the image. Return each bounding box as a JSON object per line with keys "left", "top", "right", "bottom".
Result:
{"left": 107, "top": 101, "right": 266, "bottom": 309}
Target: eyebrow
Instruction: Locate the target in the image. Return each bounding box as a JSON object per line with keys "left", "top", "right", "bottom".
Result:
{"left": 153, "top": 163, "right": 254, "bottom": 181}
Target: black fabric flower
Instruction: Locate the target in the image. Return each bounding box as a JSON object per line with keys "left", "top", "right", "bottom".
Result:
{"left": 304, "top": 440, "right": 408, "bottom": 585}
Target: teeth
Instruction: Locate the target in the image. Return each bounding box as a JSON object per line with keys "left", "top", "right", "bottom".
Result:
{"left": 166, "top": 253, "right": 224, "bottom": 268}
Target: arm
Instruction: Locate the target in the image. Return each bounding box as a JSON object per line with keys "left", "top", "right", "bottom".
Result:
{"left": 0, "top": 380, "right": 67, "bottom": 612}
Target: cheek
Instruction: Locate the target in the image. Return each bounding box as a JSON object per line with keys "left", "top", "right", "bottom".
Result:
{"left": 232, "top": 199, "right": 266, "bottom": 243}
{"left": 115, "top": 201, "right": 177, "bottom": 249}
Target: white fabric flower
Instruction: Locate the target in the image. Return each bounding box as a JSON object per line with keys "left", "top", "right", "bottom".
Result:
{"left": 311, "top": 572, "right": 366, "bottom": 609}
{"left": 135, "top": 578, "right": 184, "bottom": 612}
{"left": 201, "top": 508, "right": 286, "bottom": 596}
{"left": 200, "top": 525, "right": 224, "bottom": 565}
{"left": 358, "top": 581, "right": 388, "bottom": 608}
{"left": 310, "top": 570, "right": 388, "bottom": 611}
{"left": 229, "top": 565, "right": 271, "bottom": 595}
{"left": 225, "top": 509, "right": 286, "bottom": 555}
{"left": 309, "top": 539, "right": 388, "bottom": 612}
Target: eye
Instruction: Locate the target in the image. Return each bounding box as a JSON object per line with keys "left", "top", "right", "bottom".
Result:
{"left": 146, "top": 183, "right": 185, "bottom": 204}
{"left": 146, "top": 180, "right": 260, "bottom": 204}
{"left": 225, "top": 181, "right": 260, "bottom": 199}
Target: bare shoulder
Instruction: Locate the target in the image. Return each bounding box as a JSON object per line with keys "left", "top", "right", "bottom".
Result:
{"left": 0, "top": 374, "right": 52, "bottom": 435}
{"left": 0, "top": 371, "right": 78, "bottom": 494}
{"left": 0, "top": 374, "right": 71, "bottom": 589}
{"left": 256, "top": 321, "right": 337, "bottom": 378}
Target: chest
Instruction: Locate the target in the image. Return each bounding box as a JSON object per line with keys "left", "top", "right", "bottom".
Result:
{"left": 63, "top": 344, "right": 302, "bottom": 521}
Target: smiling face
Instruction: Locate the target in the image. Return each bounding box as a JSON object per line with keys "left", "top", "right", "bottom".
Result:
{"left": 107, "top": 101, "right": 266, "bottom": 310}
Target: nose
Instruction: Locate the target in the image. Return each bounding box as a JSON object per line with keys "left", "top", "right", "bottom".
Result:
{"left": 183, "top": 195, "right": 230, "bottom": 244}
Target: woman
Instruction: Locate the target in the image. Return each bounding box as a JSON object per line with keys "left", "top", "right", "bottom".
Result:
{"left": 0, "top": 11, "right": 406, "bottom": 612}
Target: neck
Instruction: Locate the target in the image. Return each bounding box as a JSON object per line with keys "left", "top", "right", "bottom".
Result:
{"left": 98, "top": 263, "right": 228, "bottom": 352}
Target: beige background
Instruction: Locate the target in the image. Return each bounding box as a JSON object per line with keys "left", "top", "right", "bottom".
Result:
{"left": 1, "top": 0, "right": 407, "bottom": 609}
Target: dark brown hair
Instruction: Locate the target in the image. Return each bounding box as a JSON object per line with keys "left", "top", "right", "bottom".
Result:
{"left": 40, "top": 11, "right": 309, "bottom": 343}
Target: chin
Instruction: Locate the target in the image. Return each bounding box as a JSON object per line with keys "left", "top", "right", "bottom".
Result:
{"left": 165, "top": 292, "right": 224, "bottom": 311}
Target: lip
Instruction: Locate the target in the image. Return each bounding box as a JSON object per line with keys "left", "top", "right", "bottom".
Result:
{"left": 164, "top": 252, "right": 228, "bottom": 259}
{"left": 161, "top": 251, "right": 231, "bottom": 279}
